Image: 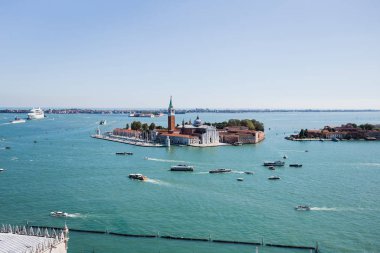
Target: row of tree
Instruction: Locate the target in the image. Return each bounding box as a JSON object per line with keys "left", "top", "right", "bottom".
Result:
{"left": 205, "top": 119, "right": 264, "bottom": 131}
{"left": 127, "top": 121, "right": 158, "bottom": 131}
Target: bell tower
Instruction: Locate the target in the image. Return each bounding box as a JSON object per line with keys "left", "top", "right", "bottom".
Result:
{"left": 168, "top": 96, "right": 175, "bottom": 133}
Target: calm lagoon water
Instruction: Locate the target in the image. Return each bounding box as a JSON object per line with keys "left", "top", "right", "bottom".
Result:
{"left": 0, "top": 112, "right": 379, "bottom": 252}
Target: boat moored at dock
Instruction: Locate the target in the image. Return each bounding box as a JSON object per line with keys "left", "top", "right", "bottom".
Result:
{"left": 170, "top": 164, "right": 194, "bottom": 171}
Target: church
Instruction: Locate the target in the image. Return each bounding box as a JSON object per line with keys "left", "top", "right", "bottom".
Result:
{"left": 155, "top": 97, "right": 220, "bottom": 147}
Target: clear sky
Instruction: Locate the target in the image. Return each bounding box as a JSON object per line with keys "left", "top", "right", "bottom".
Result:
{"left": 0, "top": 0, "right": 379, "bottom": 109}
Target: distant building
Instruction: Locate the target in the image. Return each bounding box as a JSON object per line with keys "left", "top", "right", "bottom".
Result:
{"left": 219, "top": 126, "right": 265, "bottom": 144}
{"left": 0, "top": 224, "right": 69, "bottom": 253}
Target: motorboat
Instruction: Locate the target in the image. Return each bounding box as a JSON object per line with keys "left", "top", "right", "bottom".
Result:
{"left": 170, "top": 164, "right": 194, "bottom": 171}
{"left": 209, "top": 168, "right": 232, "bottom": 174}
{"left": 27, "top": 108, "right": 44, "bottom": 120}
{"left": 10, "top": 117, "right": 26, "bottom": 124}
{"left": 289, "top": 164, "right": 303, "bottom": 167}
{"left": 233, "top": 142, "right": 243, "bottom": 146}
{"left": 295, "top": 205, "right": 311, "bottom": 211}
{"left": 263, "top": 161, "right": 285, "bottom": 167}
{"left": 50, "top": 211, "right": 69, "bottom": 217}
{"left": 116, "top": 152, "right": 133, "bottom": 155}
{"left": 5, "top": 147, "right": 11, "bottom": 150}
{"left": 99, "top": 120, "right": 107, "bottom": 125}
{"left": 268, "top": 166, "right": 275, "bottom": 170}
{"left": 128, "top": 174, "right": 147, "bottom": 181}
{"left": 268, "top": 176, "right": 280, "bottom": 180}
{"left": 283, "top": 155, "right": 288, "bottom": 159}
{"left": 0, "top": 168, "right": 4, "bottom": 172}
{"left": 244, "top": 171, "right": 254, "bottom": 175}
{"left": 237, "top": 178, "right": 244, "bottom": 181}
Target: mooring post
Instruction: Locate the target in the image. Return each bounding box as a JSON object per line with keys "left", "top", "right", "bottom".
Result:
{"left": 261, "top": 237, "right": 264, "bottom": 246}
{"left": 256, "top": 246, "right": 259, "bottom": 253}
{"left": 209, "top": 234, "right": 211, "bottom": 241}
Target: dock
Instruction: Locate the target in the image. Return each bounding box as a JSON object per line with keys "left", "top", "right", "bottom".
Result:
{"left": 91, "top": 134, "right": 164, "bottom": 147}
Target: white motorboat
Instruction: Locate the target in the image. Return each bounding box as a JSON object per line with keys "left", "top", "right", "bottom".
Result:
{"left": 0, "top": 168, "right": 4, "bottom": 172}
{"left": 27, "top": 108, "right": 44, "bottom": 120}
{"left": 50, "top": 211, "right": 69, "bottom": 217}
{"left": 295, "top": 205, "right": 311, "bottom": 211}
{"left": 170, "top": 164, "right": 194, "bottom": 171}
{"left": 128, "top": 174, "right": 147, "bottom": 181}
{"left": 10, "top": 117, "right": 26, "bottom": 124}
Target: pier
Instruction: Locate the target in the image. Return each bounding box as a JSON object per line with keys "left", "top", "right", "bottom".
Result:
{"left": 29, "top": 225, "right": 320, "bottom": 252}
{"left": 91, "top": 134, "right": 164, "bottom": 147}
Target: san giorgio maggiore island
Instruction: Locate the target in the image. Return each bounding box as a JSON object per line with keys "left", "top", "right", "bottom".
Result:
{"left": 92, "top": 97, "right": 265, "bottom": 147}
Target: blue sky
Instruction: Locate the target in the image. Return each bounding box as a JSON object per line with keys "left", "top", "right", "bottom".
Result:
{"left": 0, "top": 0, "right": 379, "bottom": 109}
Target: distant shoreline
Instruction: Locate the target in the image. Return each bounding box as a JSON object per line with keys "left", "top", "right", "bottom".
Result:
{"left": 0, "top": 108, "right": 379, "bottom": 114}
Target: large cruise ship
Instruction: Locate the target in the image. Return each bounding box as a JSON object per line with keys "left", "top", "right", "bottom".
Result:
{"left": 27, "top": 108, "right": 45, "bottom": 120}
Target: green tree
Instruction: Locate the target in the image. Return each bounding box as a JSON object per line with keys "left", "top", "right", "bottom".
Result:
{"left": 125, "top": 123, "right": 130, "bottom": 129}
{"left": 131, "top": 121, "right": 142, "bottom": 131}
{"left": 299, "top": 129, "right": 305, "bottom": 138}
{"left": 149, "top": 123, "right": 156, "bottom": 131}
{"left": 251, "top": 119, "right": 264, "bottom": 131}
{"left": 241, "top": 119, "right": 255, "bottom": 130}
{"left": 142, "top": 123, "right": 149, "bottom": 132}
{"left": 227, "top": 119, "right": 241, "bottom": 127}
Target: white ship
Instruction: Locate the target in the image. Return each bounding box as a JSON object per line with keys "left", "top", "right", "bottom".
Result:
{"left": 27, "top": 108, "right": 44, "bottom": 120}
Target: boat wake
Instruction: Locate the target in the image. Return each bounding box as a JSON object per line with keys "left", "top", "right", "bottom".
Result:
{"left": 359, "top": 163, "right": 380, "bottom": 167}
{"left": 310, "top": 207, "right": 338, "bottom": 211}
{"left": 10, "top": 157, "right": 18, "bottom": 161}
{"left": 66, "top": 213, "right": 83, "bottom": 218}
{"left": 145, "top": 178, "right": 170, "bottom": 186}
{"left": 280, "top": 149, "right": 307, "bottom": 153}
{"left": 145, "top": 157, "right": 189, "bottom": 163}
{"left": 0, "top": 123, "right": 11, "bottom": 126}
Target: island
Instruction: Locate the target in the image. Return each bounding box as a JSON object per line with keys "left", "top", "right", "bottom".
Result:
{"left": 286, "top": 123, "right": 380, "bottom": 141}
{"left": 92, "top": 97, "right": 265, "bottom": 147}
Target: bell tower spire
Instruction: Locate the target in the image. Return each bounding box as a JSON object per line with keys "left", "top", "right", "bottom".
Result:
{"left": 168, "top": 96, "right": 175, "bottom": 132}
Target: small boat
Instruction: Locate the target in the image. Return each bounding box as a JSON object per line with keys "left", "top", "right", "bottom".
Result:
{"left": 116, "top": 152, "right": 133, "bottom": 155}
{"left": 128, "top": 174, "right": 147, "bottom": 181}
{"left": 268, "top": 176, "right": 280, "bottom": 180}
{"left": 170, "top": 164, "right": 194, "bottom": 171}
{"left": 283, "top": 155, "right": 288, "bottom": 159}
{"left": 332, "top": 137, "right": 339, "bottom": 142}
{"left": 0, "top": 168, "right": 4, "bottom": 172}
{"left": 295, "top": 205, "right": 311, "bottom": 211}
{"left": 365, "top": 137, "right": 377, "bottom": 141}
{"left": 209, "top": 168, "right": 232, "bottom": 174}
{"left": 99, "top": 120, "right": 107, "bottom": 125}
{"left": 50, "top": 211, "right": 69, "bottom": 217}
{"left": 233, "top": 142, "right": 243, "bottom": 146}
{"left": 5, "top": 147, "right": 11, "bottom": 150}
{"left": 244, "top": 171, "right": 254, "bottom": 175}
{"left": 237, "top": 178, "right": 244, "bottom": 181}
{"left": 268, "top": 166, "right": 275, "bottom": 170}
{"left": 263, "top": 161, "right": 285, "bottom": 167}
{"left": 305, "top": 150, "right": 309, "bottom": 152}
{"left": 289, "top": 164, "right": 303, "bottom": 167}
{"left": 10, "top": 117, "right": 26, "bottom": 124}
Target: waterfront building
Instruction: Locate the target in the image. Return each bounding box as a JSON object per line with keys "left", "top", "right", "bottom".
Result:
{"left": 218, "top": 126, "right": 265, "bottom": 144}
{"left": 0, "top": 224, "right": 69, "bottom": 253}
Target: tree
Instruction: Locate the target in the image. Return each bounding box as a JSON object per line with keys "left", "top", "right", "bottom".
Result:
{"left": 304, "top": 129, "right": 309, "bottom": 138}
{"left": 241, "top": 119, "right": 255, "bottom": 130}
{"left": 149, "top": 123, "right": 156, "bottom": 131}
{"left": 227, "top": 119, "right": 241, "bottom": 127}
{"left": 299, "top": 129, "right": 305, "bottom": 138}
{"left": 125, "top": 123, "right": 130, "bottom": 129}
{"left": 142, "top": 123, "right": 149, "bottom": 132}
{"left": 131, "top": 121, "right": 142, "bottom": 131}
{"left": 251, "top": 119, "right": 264, "bottom": 131}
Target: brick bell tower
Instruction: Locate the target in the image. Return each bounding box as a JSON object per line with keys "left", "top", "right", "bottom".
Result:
{"left": 168, "top": 96, "right": 175, "bottom": 133}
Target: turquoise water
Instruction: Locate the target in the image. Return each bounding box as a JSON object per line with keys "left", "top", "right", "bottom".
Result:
{"left": 0, "top": 112, "right": 379, "bottom": 253}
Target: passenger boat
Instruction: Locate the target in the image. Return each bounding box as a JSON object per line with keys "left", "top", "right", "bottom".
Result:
{"left": 289, "top": 164, "right": 303, "bottom": 167}
{"left": 295, "top": 205, "right": 311, "bottom": 211}
{"left": 268, "top": 176, "right": 280, "bottom": 180}
{"left": 263, "top": 161, "right": 285, "bottom": 167}
{"left": 116, "top": 152, "right": 133, "bottom": 155}
{"left": 50, "top": 211, "right": 69, "bottom": 217}
{"left": 170, "top": 164, "right": 194, "bottom": 171}
{"left": 237, "top": 178, "right": 244, "bottom": 181}
{"left": 128, "top": 174, "right": 147, "bottom": 181}
{"left": 209, "top": 168, "right": 232, "bottom": 174}
{"left": 27, "top": 108, "right": 44, "bottom": 120}
{"left": 10, "top": 117, "right": 26, "bottom": 124}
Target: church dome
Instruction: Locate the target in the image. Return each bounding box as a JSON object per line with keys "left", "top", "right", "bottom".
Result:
{"left": 193, "top": 116, "right": 202, "bottom": 127}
